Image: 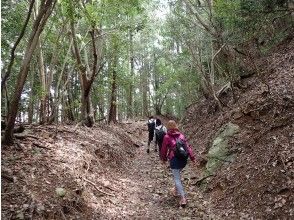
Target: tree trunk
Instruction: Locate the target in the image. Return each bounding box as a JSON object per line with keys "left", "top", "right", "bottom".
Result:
{"left": 67, "top": 72, "right": 76, "bottom": 122}
{"left": 70, "top": 18, "right": 102, "bottom": 126}
{"left": 2, "top": 0, "right": 57, "bottom": 145}
{"left": 27, "top": 69, "right": 35, "bottom": 124}
{"left": 153, "top": 54, "right": 161, "bottom": 115}
{"left": 46, "top": 25, "right": 65, "bottom": 124}
{"left": 108, "top": 52, "right": 118, "bottom": 124}
{"left": 117, "top": 88, "right": 123, "bottom": 122}
{"left": 35, "top": 0, "right": 58, "bottom": 125}
{"left": 154, "top": 78, "right": 161, "bottom": 115}
{"left": 127, "top": 29, "right": 134, "bottom": 119}
{"left": 81, "top": 84, "right": 94, "bottom": 126}
{"left": 28, "top": 103, "right": 34, "bottom": 124}
{"left": 63, "top": 77, "right": 75, "bottom": 123}
{"left": 37, "top": 42, "right": 47, "bottom": 124}
{"left": 53, "top": 39, "right": 73, "bottom": 123}
{"left": 147, "top": 61, "right": 152, "bottom": 115}
{"left": 2, "top": 84, "right": 10, "bottom": 122}
{"left": 142, "top": 61, "right": 149, "bottom": 117}
{"left": 97, "top": 99, "right": 105, "bottom": 120}
{"left": 1, "top": 0, "right": 35, "bottom": 94}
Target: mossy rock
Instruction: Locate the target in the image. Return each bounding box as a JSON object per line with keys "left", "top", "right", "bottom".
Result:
{"left": 206, "top": 122, "right": 240, "bottom": 174}
{"left": 55, "top": 187, "right": 66, "bottom": 197}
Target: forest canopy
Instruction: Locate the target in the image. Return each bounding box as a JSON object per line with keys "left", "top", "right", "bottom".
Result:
{"left": 1, "top": 0, "right": 293, "bottom": 144}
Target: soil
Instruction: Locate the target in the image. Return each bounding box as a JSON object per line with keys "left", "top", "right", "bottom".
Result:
{"left": 2, "top": 121, "right": 213, "bottom": 219}
{"left": 1, "top": 36, "right": 293, "bottom": 220}
{"left": 181, "top": 38, "right": 294, "bottom": 219}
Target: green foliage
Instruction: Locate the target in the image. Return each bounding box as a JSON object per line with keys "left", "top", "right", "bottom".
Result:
{"left": 60, "top": 0, "right": 80, "bottom": 20}
{"left": 1, "top": 1, "right": 29, "bottom": 71}
{"left": 5, "top": 0, "right": 290, "bottom": 123}
{"left": 83, "top": 3, "right": 101, "bottom": 26}
{"left": 214, "top": 0, "right": 292, "bottom": 45}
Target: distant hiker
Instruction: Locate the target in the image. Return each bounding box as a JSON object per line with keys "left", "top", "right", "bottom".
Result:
{"left": 147, "top": 116, "right": 156, "bottom": 153}
{"left": 154, "top": 118, "right": 167, "bottom": 153}
{"left": 160, "top": 120, "right": 196, "bottom": 207}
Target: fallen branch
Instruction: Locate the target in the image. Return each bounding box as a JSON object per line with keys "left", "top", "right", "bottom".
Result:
{"left": 216, "top": 82, "right": 232, "bottom": 97}
{"left": 14, "top": 133, "right": 39, "bottom": 140}
{"left": 33, "top": 142, "right": 50, "bottom": 150}
{"left": 73, "top": 122, "right": 82, "bottom": 133}
{"left": 193, "top": 174, "right": 215, "bottom": 186}
{"left": 14, "top": 142, "right": 23, "bottom": 151}
{"left": 82, "top": 178, "right": 115, "bottom": 197}
{"left": 97, "top": 117, "right": 106, "bottom": 122}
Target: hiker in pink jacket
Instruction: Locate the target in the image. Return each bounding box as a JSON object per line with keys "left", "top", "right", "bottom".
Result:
{"left": 160, "top": 120, "right": 196, "bottom": 207}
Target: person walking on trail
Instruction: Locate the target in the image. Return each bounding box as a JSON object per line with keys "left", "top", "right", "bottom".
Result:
{"left": 160, "top": 120, "right": 196, "bottom": 207}
{"left": 147, "top": 116, "right": 156, "bottom": 153}
{"left": 154, "top": 119, "right": 167, "bottom": 153}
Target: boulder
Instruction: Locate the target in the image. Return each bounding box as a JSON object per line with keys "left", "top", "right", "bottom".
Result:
{"left": 206, "top": 122, "right": 240, "bottom": 174}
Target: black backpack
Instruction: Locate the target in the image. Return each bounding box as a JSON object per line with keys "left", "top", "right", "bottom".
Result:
{"left": 148, "top": 120, "right": 155, "bottom": 132}
{"left": 155, "top": 126, "right": 166, "bottom": 145}
{"left": 174, "top": 138, "right": 189, "bottom": 160}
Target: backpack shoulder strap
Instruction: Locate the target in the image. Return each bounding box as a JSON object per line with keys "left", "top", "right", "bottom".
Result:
{"left": 171, "top": 136, "right": 179, "bottom": 151}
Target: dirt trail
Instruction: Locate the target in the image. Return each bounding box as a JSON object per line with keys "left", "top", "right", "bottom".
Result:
{"left": 101, "top": 121, "right": 212, "bottom": 219}
{"left": 2, "top": 121, "right": 213, "bottom": 219}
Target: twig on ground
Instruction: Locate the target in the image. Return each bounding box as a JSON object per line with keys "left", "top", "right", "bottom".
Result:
{"left": 14, "top": 142, "right": 23, "bottom": 151}
{"left": 14, "top": 133, "right": 39, "bottom": 140}
{"left": 193, "top": 174, "right": 215, "bottom": 186}
{"left": 60, "top": 208, "right": 67, "bottom": 220}
{"left": 33, "top": 142, "right": 50, "bottom": 150}
{"left": 73, "top": 122, "right": 82, "bottom": 133}
{"left": 82, "top": 177, "right": 115, "bottom": 197}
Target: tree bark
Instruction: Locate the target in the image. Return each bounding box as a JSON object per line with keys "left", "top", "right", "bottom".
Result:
{"left": 45, "top": 22, "right": 66, "bottom": 124}
{"left": 153, "top": 54, "right": 161, "bottom": 115}
{"left": 2, "top": 0, "right": 57, "bottom": 145}
{"left": 27, "top": 69, "right": 35, "bottom": 124}
{"left": 65, "top": 73, "right": 75, "bottom": 122}
{"left": 142, "top": 60, "right": 149, "bottom": 117}
{"left": 1, "top": 0, "right": 36, "bottom": 93}
{"left": 53, "top": 39, "right": 73, "bottom": 123}
{"left": 36, "top": 42, "right": 47, "bottom": 124}
{"left": 127, "top": 29, "right": 134, "bottom": 119}
{"left": 108, "top": 44, "right": 118, "bottom": 124}
{"left": 70, "top": 17, "right": 103, "bottom": 127}
{"left": 35, "top": 0, "right": 53, "bottom": 125}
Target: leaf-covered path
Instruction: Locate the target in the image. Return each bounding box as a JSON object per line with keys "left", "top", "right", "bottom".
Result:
{"left": 2, "top": 121, "right": 213, "bottom": 219}
{"left": 101, "top": 122, "right": 213, "bottom": 219}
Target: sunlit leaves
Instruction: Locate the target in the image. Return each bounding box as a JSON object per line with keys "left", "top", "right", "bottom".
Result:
{"left": 214, "top": 0, "right": 290, "bottom": 44}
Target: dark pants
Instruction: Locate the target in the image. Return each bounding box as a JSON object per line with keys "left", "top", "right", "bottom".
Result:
{"left": 155, "top": 137, "right": 163, "bottom": 154}
{"left": 158, "top": 143, "right": 163, "bottom": 156}
{"left": 148, "top": 131, "right": 154, "bottom": 147}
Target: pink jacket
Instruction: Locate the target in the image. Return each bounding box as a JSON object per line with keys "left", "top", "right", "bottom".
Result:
{"left": 160, "top": 129, "right": 195, "bottom": 162}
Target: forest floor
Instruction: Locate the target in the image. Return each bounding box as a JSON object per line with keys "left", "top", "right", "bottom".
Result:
{"left": 2, "top": 37, "right": 293, "bottom": 220}
{"left": 2, "top": 121, "right": 215, "bottom": 220}
{"left": 182, "top": 37, "right": 294, "bottom": 219}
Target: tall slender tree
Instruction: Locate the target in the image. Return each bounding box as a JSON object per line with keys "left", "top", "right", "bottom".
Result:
{"left": 3, "top": 0, "right": 57, "bottom": 145}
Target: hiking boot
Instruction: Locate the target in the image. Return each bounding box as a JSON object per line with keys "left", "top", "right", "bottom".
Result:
{"left": 180, "top": 197, "right": 187, "bottom": 208}
{"left": 147, "top": 149, "right": 150, "bottom": 153}
{"left": 171, "top": 187, "right": 178, "bottom": 197}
